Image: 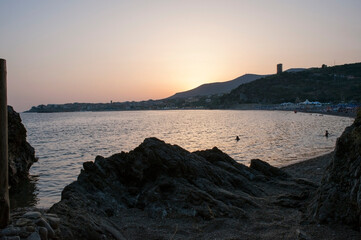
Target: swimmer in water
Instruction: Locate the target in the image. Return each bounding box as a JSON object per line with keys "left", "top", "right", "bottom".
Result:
{"left": 236, "top": 136, "right": 240, "bottom": 141}
{"left": 325, "top": 130, "right": 329, "bottom": 138}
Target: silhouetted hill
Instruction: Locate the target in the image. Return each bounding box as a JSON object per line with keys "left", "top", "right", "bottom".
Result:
{"left": 285, "top": 68, "right": 306, "bottom": 73}
{"left": 220, "top": 63, "right": 361, "bottom": 105}
{"left": 167, "top": 74, "right": 266, "bottom": 99}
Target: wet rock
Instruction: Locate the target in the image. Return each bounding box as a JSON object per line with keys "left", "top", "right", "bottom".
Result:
{"left": 312, "top": 110, "right": 361, "bottom": 228}
{"left": 8, "top": 106, "right": 37, "bottom": 188}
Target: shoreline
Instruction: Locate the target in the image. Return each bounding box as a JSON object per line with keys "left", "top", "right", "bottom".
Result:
{"left": 289, "top": 109, "right": 356, "bottom": 118}
{"left": 24, "top": 107, "right": 358, "bottom": 119}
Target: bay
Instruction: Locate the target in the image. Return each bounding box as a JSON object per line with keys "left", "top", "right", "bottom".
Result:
{"left": 20, "top": 110, "right": 353, "bottom": 208}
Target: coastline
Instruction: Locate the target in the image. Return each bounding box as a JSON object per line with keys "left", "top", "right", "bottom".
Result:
{"left": 24, "top": 107, "right": 358, "bottom": 119}
{"left": 291, "top": 109, "right": 356, "bottom": 118}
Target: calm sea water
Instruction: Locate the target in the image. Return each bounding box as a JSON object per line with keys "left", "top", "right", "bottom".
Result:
{"left": 20, "top": 110, "right": 353, "bottom": 208}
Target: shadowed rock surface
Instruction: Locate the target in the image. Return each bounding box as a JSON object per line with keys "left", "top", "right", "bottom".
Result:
{"left": 8, "top": 106, "right": 37, "bottom": 188}
{"left": 49, "top": 138, "right": 324, "bottom": 239}
{"left": 312, "top": 110, "right": 361, "bottom": 228}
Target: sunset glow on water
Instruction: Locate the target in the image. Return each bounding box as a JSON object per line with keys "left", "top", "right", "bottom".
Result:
{"left": 20, "top": 110, "right": 353, "bottom": 208}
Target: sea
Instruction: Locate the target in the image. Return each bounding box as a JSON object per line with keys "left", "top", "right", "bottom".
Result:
{"left": 15, "top": 110, "right": 353, "bottom": 209}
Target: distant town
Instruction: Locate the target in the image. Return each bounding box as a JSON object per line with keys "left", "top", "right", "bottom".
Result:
{"left": 27, "top": 62, "right": 361, "bottom": 116}
{"left": 26, "top": 97, "right": 360, "bottom": 116}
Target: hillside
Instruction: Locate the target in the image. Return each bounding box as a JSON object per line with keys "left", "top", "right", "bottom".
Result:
{"left": 220, "top": 63, "right": 361, "bottom": 105}
{"left": 167, "top": 74, "right": 266, "bottom": 99}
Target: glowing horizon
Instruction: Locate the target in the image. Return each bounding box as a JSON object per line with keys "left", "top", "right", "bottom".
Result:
{"left": 1, "top": 0, "right": 360, "bottom": 111}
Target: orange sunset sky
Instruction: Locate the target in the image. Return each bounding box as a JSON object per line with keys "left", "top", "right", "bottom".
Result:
{"left": 0, "top": 0, "right": 360, "bottom": 111}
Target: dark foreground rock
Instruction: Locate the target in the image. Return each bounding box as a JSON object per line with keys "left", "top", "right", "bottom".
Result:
{"left": 0, "top": 208, "right": 60, "bottom": 240}
{"left": 8, "top": 106, "right": 37, "bottom": 188}
{"left": 311, "top": 110, "right": 361, "bottom": 229}
{"left": 49, "top": 138, "right": 326, "bottom": 239}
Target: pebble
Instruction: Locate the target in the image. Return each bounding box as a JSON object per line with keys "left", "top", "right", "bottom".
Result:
{"left": 0, "top": 227, "right": 21, "bottom": 236}
{"left": 35, "top": 218, "right": 55, "bottom": 239}
{"left": 19, "top": 230, "right": 31, "bottom": 239}
{"left": 22, "top": 212, "right": 42, "bottom": 220}
{"left": 0, "top": 211, "right": 59, "bottom": 240}
{"left": 2, "top": 237, "right": 21, "bottom": 240}
{"left": 44, "top": 217, "right": 59, "bottom": 230}
{"left": 38, "top": 227, "right": 48, "bottom": 240}
{"left": 25, "top": 226, "right": 35, "bottom": 232}
{"left": 27, "top": 232, "right": 41, "bottom": 240}
{"left": 15, "top": 218, "right": 31, "bottom": 227}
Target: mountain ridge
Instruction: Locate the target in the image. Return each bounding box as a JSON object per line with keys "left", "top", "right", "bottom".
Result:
{"left": 167, "top": 73, "right": 267, "bottom": 99}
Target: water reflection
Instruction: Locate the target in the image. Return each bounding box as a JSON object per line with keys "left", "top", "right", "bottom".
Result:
{"left": 20, "top": 110, "right": 353, "bottom": 208}
{"left": 9, "top": 175, "right": 39, "bottom": 209}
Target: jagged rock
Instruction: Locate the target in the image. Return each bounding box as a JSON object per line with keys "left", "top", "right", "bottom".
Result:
{"left": 49, "top": 137, "right": 316, "bottom": 239}
{"left": 8, "top": 106, "right": 37, "bottom": 187}
{"left": 250, "top": 159, "right": 290, "bottom": 179}
{"left": 311, "top": 110, "right": 361, "bottom": 228}
{"left": 52, "top": 138, "right": 264, "bottom": 219}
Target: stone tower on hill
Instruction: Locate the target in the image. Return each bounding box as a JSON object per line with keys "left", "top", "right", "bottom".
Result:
{"left": 277, "top": 63, "right": 283, "bottom": 74}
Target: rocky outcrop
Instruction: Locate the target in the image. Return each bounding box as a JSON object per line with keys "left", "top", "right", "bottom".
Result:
{"left": 312, "top": 110, "right": 361, "bottom": 228}
{"left": 8, "top": 106, "right": 37, "bottom": 187}
{"left": 50, "top": 137, "right": 317, "bottom": 239}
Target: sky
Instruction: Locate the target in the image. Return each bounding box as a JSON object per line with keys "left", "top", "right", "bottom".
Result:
{"left": 0, "top": 0, "right": 360, "bottom": 111}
